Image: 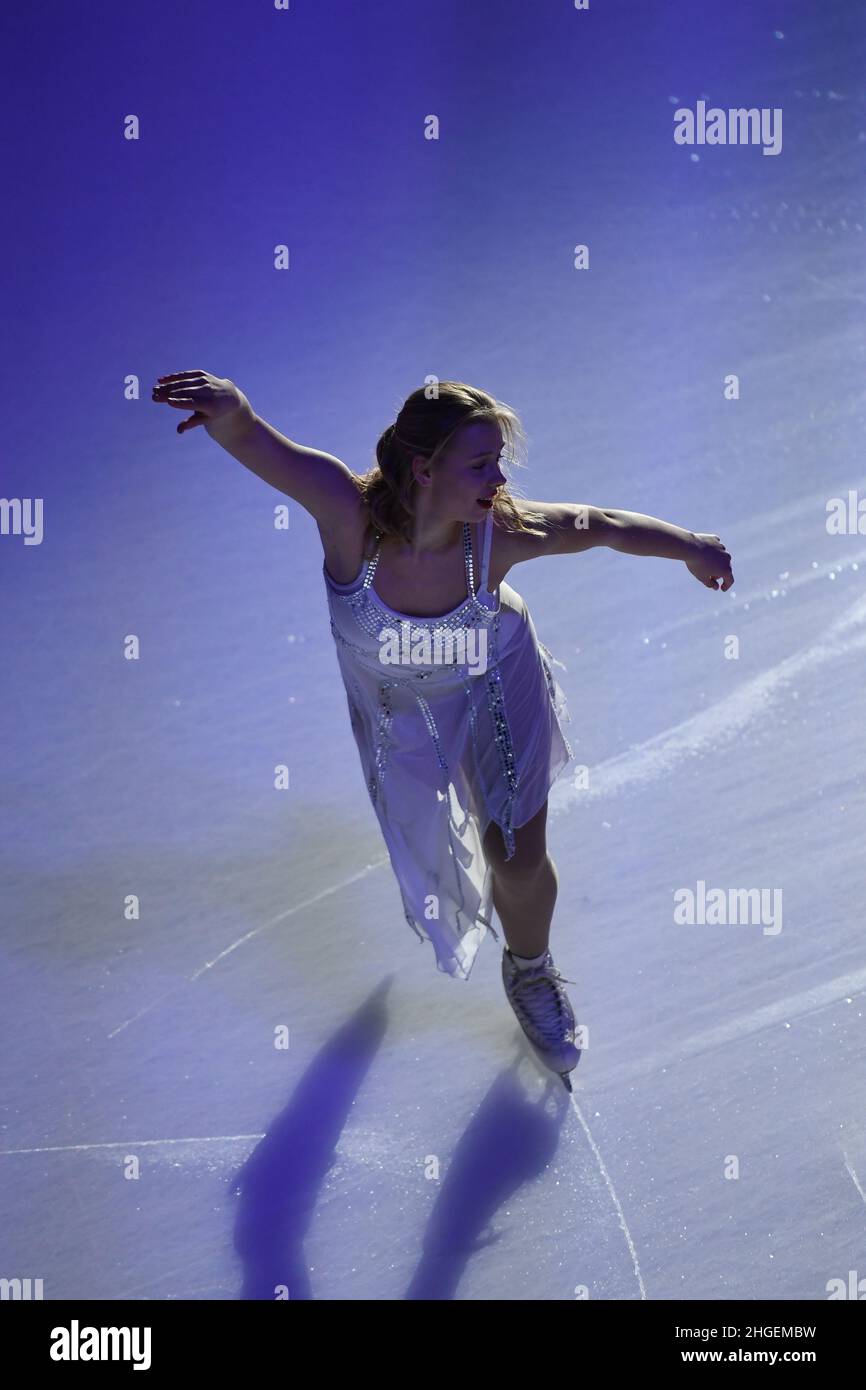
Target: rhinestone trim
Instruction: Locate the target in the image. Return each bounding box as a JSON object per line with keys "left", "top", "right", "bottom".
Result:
{"left": 414, "top": 690, "right": 449, "bottom": 773}
{"left": 463, "top": 675, "right": 479, "bottom": 758}
{"left": 370, "top": 680, "right": 395, "bottom": 806}
{"left": 485, "top": 609, "right": 519, "bottom": 860}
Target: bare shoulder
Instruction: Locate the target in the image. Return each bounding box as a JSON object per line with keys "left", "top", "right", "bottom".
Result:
{"left": 490, "top": 501, "right": 613, "bottom": 581}
{"left": 317, "top": 482, "right": 375, "bottom": 585}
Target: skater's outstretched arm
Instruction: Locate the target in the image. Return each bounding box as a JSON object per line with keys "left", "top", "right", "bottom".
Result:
{"left": 502, "top": 500, "right": 734, "bottom": 591}
{"left": 151, "top": 370, "right": 360, "bottom": 532}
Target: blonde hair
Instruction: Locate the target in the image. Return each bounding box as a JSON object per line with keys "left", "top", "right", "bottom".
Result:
{"left": 351, "top": 381, "right": 547, "bottom": 556}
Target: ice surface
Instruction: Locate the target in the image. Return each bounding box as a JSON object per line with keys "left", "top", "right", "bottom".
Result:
{"left": 2, "top": 0, "right": 865, "bottom": 1301}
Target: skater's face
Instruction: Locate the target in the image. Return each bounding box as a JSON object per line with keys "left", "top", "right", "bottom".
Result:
{"left": 438, "top": 421, "right": 508, "bottom": 520}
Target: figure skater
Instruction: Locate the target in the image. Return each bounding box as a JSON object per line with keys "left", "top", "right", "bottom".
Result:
{"left": 153, "top": 371, "right": 734, "bottom": 1089}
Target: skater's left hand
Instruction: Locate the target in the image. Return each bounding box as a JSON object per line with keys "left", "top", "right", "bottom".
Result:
{"left": 685, "top": 533, "right": 734, "bottom": 591}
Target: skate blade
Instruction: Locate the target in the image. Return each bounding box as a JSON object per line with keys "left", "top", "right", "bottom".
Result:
{"left": 518, "top": 1031, "right": 580, "bottom": 1092}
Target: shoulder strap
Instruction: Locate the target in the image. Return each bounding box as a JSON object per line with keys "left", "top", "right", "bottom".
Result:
{"left": 462, "top": 521, "right": 475, "bottom": 596}
{"left": 363, "top": 532, "right": 384, "bottom": 589}
{"left": 480, "top": 510, "right": 494, "bottom": 591}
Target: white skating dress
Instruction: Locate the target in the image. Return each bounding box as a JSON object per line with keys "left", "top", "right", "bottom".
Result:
{"left": 323, "top": 509, "right": 574, "bottom": 981}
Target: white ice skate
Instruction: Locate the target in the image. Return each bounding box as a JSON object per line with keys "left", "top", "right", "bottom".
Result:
{"left": 501, "top": 947, "right": 581, "bottom": 1092}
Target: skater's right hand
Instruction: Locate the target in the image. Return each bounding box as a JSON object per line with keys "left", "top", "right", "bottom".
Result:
{"left": 151, "top": 370, "right": 254, "bottom": 436}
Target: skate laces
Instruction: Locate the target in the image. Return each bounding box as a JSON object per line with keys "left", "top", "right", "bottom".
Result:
{"left": 507, "top": 953, "right": 577, "bottom": 1045}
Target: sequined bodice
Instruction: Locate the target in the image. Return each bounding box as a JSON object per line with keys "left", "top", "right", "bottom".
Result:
{"left": 324, "top": 521, "right": 498, "bottom": 683}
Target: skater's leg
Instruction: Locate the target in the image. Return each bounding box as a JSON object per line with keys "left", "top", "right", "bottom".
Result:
{"left": 486, "top": 799, "right": 579, "bottom": 1090}
{"left": 482, "top": 799, "right": 558, "bottom": 958}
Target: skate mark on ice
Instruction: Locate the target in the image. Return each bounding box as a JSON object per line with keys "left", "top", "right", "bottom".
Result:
{"left": 107, "top": 857, "right": 389, "bottom": 1038}
{"left": 807, "top": 272, "right": 866, "bottom": 307}
{"left": 567, "top": 1093, "right": 648, "bottom": 1299}
{"left": 590, "top": 967, "right": 866, "bottom": 1094}
{"left": 0, "top": 1132, "right": 266, "bottom": 1156}
{"left": 551, "top": 591, "right": 866, "bottom": 811}
{"left": 842, "top": 1151, "right": 866, "bottom": 1208}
